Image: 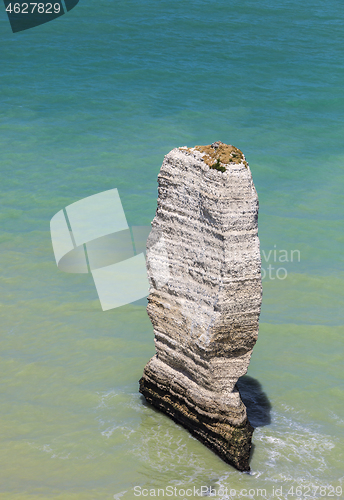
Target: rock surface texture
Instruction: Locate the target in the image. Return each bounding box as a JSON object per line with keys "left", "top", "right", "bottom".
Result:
{"left": 139, "top": 142, "right": 262, "bottom": 472}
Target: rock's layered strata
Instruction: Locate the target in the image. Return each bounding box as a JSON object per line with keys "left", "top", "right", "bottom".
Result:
{"left": 139, "top": 142, "right": 262, "bottom": 472}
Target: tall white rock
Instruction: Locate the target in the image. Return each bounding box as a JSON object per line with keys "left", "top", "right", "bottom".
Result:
{"left": 140, "top": 142, "right": 262, "bottom": 471}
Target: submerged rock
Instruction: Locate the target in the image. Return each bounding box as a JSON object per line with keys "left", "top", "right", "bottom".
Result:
{"left": 139, "top": 142, "right": 262, "bottom": 472}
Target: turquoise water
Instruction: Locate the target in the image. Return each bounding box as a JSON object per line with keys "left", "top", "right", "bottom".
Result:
{"left": 0, "top": 1, "right": 343, "bottom": 498}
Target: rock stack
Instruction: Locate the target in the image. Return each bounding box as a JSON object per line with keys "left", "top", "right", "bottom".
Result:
{"left": 139, "top": 142, "right": 262, "bottom": 472}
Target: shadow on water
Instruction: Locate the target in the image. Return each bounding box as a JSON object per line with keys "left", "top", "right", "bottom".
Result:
{"left": 236, "top": 375, "right": 272, "bottom": 428}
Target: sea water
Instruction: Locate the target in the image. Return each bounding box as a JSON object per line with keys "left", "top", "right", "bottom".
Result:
{"left": 0, "top": 0, "right": 343, "bottom": 498}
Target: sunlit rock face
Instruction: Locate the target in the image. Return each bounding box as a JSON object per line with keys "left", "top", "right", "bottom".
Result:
{"left": 139, "top": 142, "right": 262, "bottom": 472}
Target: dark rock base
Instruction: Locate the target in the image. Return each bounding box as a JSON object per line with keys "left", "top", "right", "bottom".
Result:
{"left": 139, "top": 375, "right": 254, "bottom": 472}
